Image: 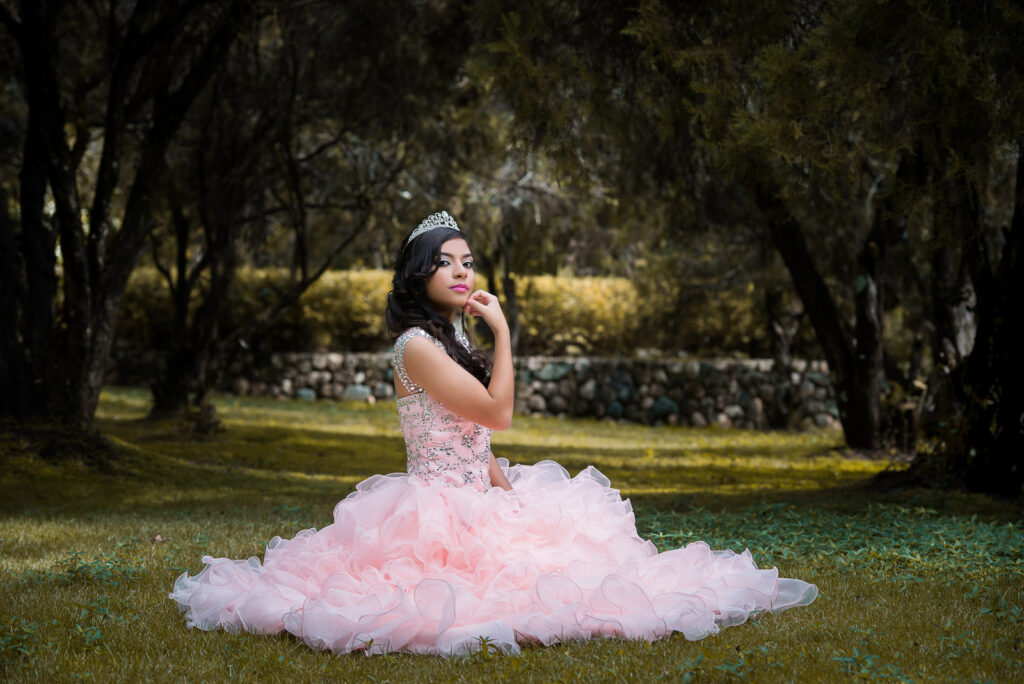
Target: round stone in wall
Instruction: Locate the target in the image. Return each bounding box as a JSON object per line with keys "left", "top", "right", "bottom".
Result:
{"left": 653, "top": 396, "right": 679, "bottom": 419}
{"left": 607, "top": 401, "right": 624, "bottom": 418}
{"left": 579, "top": 378, "right": 597, "bottom": 401}
{"left": 342, "top": 384, "right": 372, "bottom": 401}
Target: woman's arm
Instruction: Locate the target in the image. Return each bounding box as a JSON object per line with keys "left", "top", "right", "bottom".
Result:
{"left": 402, "top": 290, "right": 514, "bottom": 430}
{"left": 488, "top": 452, "right": 513, "bottom": 491}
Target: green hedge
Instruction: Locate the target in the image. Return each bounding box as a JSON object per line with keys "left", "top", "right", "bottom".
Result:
{"left": 118, "top": 268, "right": 392, "bottom": 353}
{"left": 116, "top": 267, "right": 763, "bottom": 356}
{"left": 513, "top": 275, "right": 641, "bottom": 355}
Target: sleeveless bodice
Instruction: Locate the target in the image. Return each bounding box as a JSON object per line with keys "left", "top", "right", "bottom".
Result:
{"left": 393, "top": 328, "right": 492, "bottom": 492}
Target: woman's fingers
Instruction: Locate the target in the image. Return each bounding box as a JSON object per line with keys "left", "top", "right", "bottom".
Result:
{"left": 470, "top": 290, "right": 492, "bottom": 306}
{"left": 463, "top": 290, "right": 506, "bottom": 329}
{"left": 465, "top": 290, "right": 496, "bottom": 315}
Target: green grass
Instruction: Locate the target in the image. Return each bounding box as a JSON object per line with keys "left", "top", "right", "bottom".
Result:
{"left": 1, "top": 386, "right": 1022, "bottom": 682}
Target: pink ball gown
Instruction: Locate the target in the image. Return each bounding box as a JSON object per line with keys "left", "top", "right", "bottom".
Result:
{"left": 169, "top": 327, "right": 817, "bottom": 655}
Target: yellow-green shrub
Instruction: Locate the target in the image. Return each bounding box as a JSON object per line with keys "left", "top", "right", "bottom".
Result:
{"left": 513, "top": 275, "right": 641, "bottom": 355}
{"left": 638, "top": 279, "right": 768, "bottom": 357}
{"left": 116, "top": 268, "right": 763, "bottom": 355}
{"left": 293, "top": 270, "right": 392, "bottom": 349}
{"left": 117, "top": 268, "right": 393, "bottom": 353}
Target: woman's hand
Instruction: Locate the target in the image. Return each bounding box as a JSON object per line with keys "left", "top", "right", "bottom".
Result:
{"left": 463, "top": 290, "right": 508, "bottom": 333}
{"left": 402, "top": 287, "right": 515, "bottom": 430}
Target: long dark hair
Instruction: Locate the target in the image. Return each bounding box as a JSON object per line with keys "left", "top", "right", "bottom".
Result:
{"left": 385, "top": 225, "right": 491, "bottom": 386}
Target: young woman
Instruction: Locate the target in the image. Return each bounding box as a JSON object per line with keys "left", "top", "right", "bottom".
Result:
{"left": 170, "top": 211, "right": 817, "bottom": 655}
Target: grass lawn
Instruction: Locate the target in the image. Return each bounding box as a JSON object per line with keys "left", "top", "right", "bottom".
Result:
{"left": 1, "top": 387, "right": 1022, "bottom": 682}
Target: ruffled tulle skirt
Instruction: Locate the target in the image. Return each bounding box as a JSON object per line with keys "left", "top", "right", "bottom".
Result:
{"left": 169, "top": 460, "right": 817, "bottom": 655}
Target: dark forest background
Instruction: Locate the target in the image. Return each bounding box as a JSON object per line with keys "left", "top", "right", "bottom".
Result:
{"left": 1, "top": 0, "right": 1021, "bottom": 496}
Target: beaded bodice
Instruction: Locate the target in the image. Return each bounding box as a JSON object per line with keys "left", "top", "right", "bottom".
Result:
{"left": 392, "top": 328, "right": 492, "bottom": 492}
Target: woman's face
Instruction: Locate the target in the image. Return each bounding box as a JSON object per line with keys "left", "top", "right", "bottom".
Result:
{"left": 425, "top": 237, "right": 475, "bottom": 318}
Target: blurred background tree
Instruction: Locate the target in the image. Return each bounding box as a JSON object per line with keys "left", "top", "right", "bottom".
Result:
{"left": 1, "top": 0, "right": 253, "bottom": 426}
{"left": 1, "top": 0, "right": 1019, "bottom": 495}
{"left": 141, "top": 1, "right": 477, "bottom": 419}
{"left": 475, "top": 0, "right": 1023, "bottom": 493}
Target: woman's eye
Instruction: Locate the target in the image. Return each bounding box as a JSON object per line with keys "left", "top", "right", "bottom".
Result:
{"left": 463, "top": 261, "right": 474, "bottom": 269}
{"left": 438, "top": 259, "right": 451, "bottom": 267}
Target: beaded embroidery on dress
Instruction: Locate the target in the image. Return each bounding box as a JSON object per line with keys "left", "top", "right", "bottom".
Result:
{"left": 393, "top": 328, "right": 492, "bottom": 492}
{"left": 169, "top": 327, "right": 817, "bottom": 655}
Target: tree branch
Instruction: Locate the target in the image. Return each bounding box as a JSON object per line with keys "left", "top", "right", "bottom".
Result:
{"left": 87, "top": 1, "right": 217, "bottom": 279}
{"left": 102, "top": 0, "right": 249, "bottom": 303}
{"left": 148, "top": 228, "right": 175, "bottom": 296}
{"left": 756, "top": 182, "right": 854, "bottom": 384}
{"left": 218, "top": 213, "right": 369, "bottom": 353}
{"left": 86, "top": 1, "right": 153, "bottom": 279}
{"left": 998, "top": 141, "right": 1024, "bottom": 290}
{"left": 19, "top": 2, "right": 91, "bottom": 324}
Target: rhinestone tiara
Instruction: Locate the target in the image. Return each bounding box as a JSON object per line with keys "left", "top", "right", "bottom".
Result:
{"left": 406, "top": 210, "right": 460, "bottom": 244}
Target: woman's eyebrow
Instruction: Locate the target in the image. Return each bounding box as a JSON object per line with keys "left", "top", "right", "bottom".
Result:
{"left": 440, "top": 252, "right": 473, "bottom": 259}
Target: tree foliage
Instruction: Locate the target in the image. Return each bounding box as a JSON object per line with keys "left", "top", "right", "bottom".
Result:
{"left": 1, "top": 0, "right": 253, "bottom": 426}
{"left": 0, "top": 0, "right": 487, "bottom": 424}
{"left": 142, "top": 1, "right": 477, "bottom": 417}
{"left": 2, "top": 0, "right": 1020, "bottom": 495}
{"left": 477, "top": 0, "right": 1024, "bottom": 493}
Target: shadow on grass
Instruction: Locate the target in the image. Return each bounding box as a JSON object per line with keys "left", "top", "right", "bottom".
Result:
{"left": 4, "top": 398, "right": 1018, "bottom": 526}
{"left": 3, "top": 385, "right": 1017, "bottom": 545}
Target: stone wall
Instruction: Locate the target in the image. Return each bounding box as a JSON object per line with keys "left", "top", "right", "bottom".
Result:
{"left": 110, "top": 350, "right": 839, "bottom": 429}
{"left": 515, "top": 357, "right": 837, "bottom": 429}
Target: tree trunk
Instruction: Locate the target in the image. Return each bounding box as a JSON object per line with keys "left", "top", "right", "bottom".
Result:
{"left": 16, "top": 1, "right": 94, "bottom": 425}
{"left": 0, "top": 121, "right": 54, "bottom": 419}
{"left": 149, "top": 203, "right": 195, "bottom": 417}
{"left": 150, "top": 350, "right": 196, "bottom": 419}
{"left": 756, "top": 182, "right": 890, "bottom": 449}
{"left": 954, "top": 150, "right": 1024, "bottom": 495}
{"left": 847, "top": 224, "right": 887, "bottom": 450}
{"left": 0, "top": 187, "right": 30, "bottom": 414}
{"left": 764, "top": 283, "right": 799, "bottom": 429}
{"left": 148, "top": 199, "right": 235, "bottom": 418}
{"left": 499, "top": 227, "right": 521, "bottom": 356}
{"left": 758, "top": 185, "right": 869, "bottom": 447}
{"left": 916, "top": 187, "right": 977, "bottom": 442}
{"left": 0, "top": 1, "right": 247, "bottom": 429}
{"left": 473, "top": 248, "right": 499, "bottom": 343}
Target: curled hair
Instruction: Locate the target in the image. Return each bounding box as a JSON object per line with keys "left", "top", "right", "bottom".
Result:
{"left": 385, "top": 226, "right": 492, "bottom": 386}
